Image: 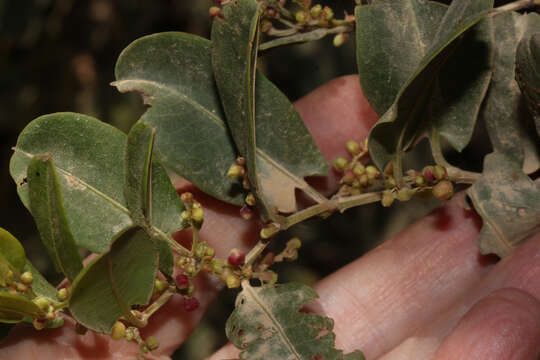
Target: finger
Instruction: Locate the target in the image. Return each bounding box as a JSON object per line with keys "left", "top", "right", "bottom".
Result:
{"left": 382, "top": 230, "right": 540, "bottom": 359}
{"left": 209, "top": 193, "right": 490, "bottom": 360}
{"left": 434, "top": 288, "right": 540, "bottom": 360}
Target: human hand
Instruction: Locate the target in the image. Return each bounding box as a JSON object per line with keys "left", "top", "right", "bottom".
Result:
{"left": 2, "top": 75, "right": 539, "bottom": 360}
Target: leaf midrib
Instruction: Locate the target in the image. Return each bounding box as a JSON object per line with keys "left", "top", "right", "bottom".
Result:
{"left": 245, "top": 284, "right": 301, "bottom": 360}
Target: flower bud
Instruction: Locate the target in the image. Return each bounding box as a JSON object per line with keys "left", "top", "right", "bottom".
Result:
{"left": 227, "top": 248, "right": 245, "bottom": 267}
{"left": 381, "top": 191, "right": 394, "bottom": 207}
{"left": 146, "top": 336, "right": 160, "bottom": 351}
{"left": 324, "top": 6, "right": 334, "bottom": 21}
{"left": 15, "top": 282, "right": 27, "bottom": 293}
{"left": 191, "top": 208, "right": 204, "bottom": 227}
{"left": 310, "top": 4, "right": 322, "bottom": 18}
{"left": 227, "top": 164, "right": 245, "bottom": 179}
{"left": 384, "top": 177, "right": 396, "bottom": 189}
{"left": 432, "top": 180, "right": 453, "bottom": 200}
{"left": 239, "top": 205, "right": 254, "bottom": 220}
{"left": 183, "top": 296, "right": 200, "bottom": 312}
{"left": 332, "top": 157, "right": 348, "bottom": 172}
{"left": 33, "top": 318, "right": 47, "bottom": 331}
{"left": 154, "top": 279, "right": 168, "bottom": 293}
{"left": 209, "top": 6, "right": 221, "bottom": 18}
{"left": 396, "top": 187, "right": 414, "bottom": 202}
{"left": 194, "top": 242, "right": 207, "bottom": 259}
{"left": 352, "top": 163, "right": 365, "bottom": 176}
{"left": 295, "top": 11, "right": 307, "bottom": 23}
{"left": 33, "top": 296, "right": 50, "bottom": 310}
{"left": 211, "top": 259, "right": 225, "bottom": 274}
{"left": 111, "top": 321, "right": 126, "bottom": 340}
{"left": 236, "top": 156, "right": 246, "bottom": 166}
{"left": 47, "top": 316, "right": 64, "bottom": 328}
{"left": 366, "top": 165, "right": 380, "bottom": 180}
{"left": 205, "top": 247, "right": 215, "bottom": 259}
{"left": 341, "top": 170, "right": 355, "bottom": 185}
{"left": 359, "top": 174, "right": 369, "bottom": 187}
{"left": 260, "top": 19, "right": 272, "bottom": 32}
{"left": 175, "top": 274, "right": 190, "bottom": 291}
{"left": 422, "top": 166, "right": 435, "bottom": 183}
{"left": 180, "top": 192, "right": 193, "bottom": 204}
{"left": 245, "top": 193, "right": 256, "bottom": 206}
{"left": 415, "top": 175, "right": 426, "bottom": 187}
{"left": 345, "top": 140, "right": 360, "bottom": 155}
{"left": 333, "top": 33, "right": 347, "bottom": 47}
{"left": 433, "top": 165, "right": 447, "bottom": 180}
{"left": 225, "top": 274, "right": 241, "bottom": 289}
{"left": 20, "top": 271, "right": 33, "bottom": 285}
{"left": 57, "top": 288, "right": 69, "bottom": 301}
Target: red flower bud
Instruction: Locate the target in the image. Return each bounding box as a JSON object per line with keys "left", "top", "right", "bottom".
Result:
{"left": 175, "top": 274, "right": 189, "bottom": 290}
{"left": 228, "top": 248, "right": 245, "bottom": 267}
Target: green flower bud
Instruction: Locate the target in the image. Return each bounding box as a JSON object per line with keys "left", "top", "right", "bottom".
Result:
{"left": 211, "top": 259, "right": 225, "bottom": 275}
{"left": 20, "top": 271, "right": 33, "bottom": 285}
{"left": 111, "top": 321, "right": 126, "bottom": 340}
{"left": 191, "top": 207, "right": 204, "bottom": 227}
{"left": 57, "top": 288, "right": 69, "bottom": 301}
{"left": 245, "top": 192, "right": 256, "bottom": 206}
{"left": 396, "top": 187, "right": 414, "bottom": 202}
{"left": 311, "top": 4, "right": 322, "bottom": 18}
{"left": 295, "top": 11, "right": 307, "bottom": 23}
{"left": 415, "top": 175, "right": 426, "bottom": 187}
{"left": 381, "top": 191, "right": 394, "bottom": 207}
{"left": 352, "top": 163, "right": 366, "bottom": 176}
{"left": 34, "top": 297, "right": 50, "bottom": 310}
{"left": 366, "top": 165, "right": 380, "bottom": 180}
{"left": 332, "top": 157, "right": 348, "bottom": 172}
{"left": 225, "top": 274, "right": 241, "bottom": 289}
{"left": 154, "top": 279, "right": 168, "bottom": 293}
{"left": 47, "top": 316, "right": 64, "bottom": 328}
{"left": 205, "top": 247, "right": 215, "bottom": 259}
{"left": 227, "top": 164, "right": 245, "bottom": 179}
{"left": 359, "top": 174, "right": 369, "bottom": 187}
{"left": 333, "top": 33, "right": 347, "bottom": 47}
{"left": 33, "top": 318, "right": 47, "bottom": 331}
{"left": 15, "top": 282, "right": 27, "bottom": 293}
{"left": 324, "top": 6, "right": 334, "bottom": 21}
{"left": 433, "top": 165, "right": 447, "bottom": 180}
{"left": 145, "top": 336, "right": 160, "bottom": 351}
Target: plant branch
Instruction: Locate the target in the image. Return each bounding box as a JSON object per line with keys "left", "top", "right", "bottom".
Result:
{"left": 139, "top": 286, "right": 176, "bottom": 324}
{"left": 492, "top": 0, "right": 539, "bottom": 14}
{"left": 260, "top": 25, "right": 351, "bottom": 51}
{"left": 244, "top": 240, "right": 269, "bottom": 267}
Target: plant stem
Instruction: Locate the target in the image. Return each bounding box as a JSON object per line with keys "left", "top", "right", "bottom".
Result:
{"left": 260, "top": 25, "right": 351, "bottom": 51}
{"left": 190, "top": 225, "right": 199, "bottom": 255}
{"left": 139, "top": 286, "right": 176, "bottom": 324}
{"left": 151, "top": 226, "right": 190, "bottom": 256}
{"left": 492, "top": 0, "right": 538, "bottom": 14}
{"left": 335, "top": 192, "right": 383, "bottom": 213}
{"left": 244, "top": 240, "right": 269, "bottom": 267}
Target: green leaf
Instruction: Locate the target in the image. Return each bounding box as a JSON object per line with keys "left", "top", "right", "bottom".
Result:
{"left": 69, "top": 226, "right": 158, "bottom": 333}
{"left": 483, "top": 12, "right": 540, "bottom": 174}
{"left": 125, "top": 122, "right": 155, "bottom": 226}
{"left": 114, "top": 32, "right": 242, "bottom": 206}
{"left": 466, "top": 152, "right": 540, "bottom": 258}
{"left": 212, "top": 0, "right": 327, "bottom": 217}
{"left": 0, "top": 292, "right": 44, "bottom": 324}
{"left": 21, "top": 261, "right": 57, "bottom": 300}
{"left": 516, "top": 31, "right": 540, "bottom": 135}
{"left": 431, "top": 17, "right": 493, "bottom": 152}
{"left": 10, "top": 113, "right": 132, "bottom": 253}
{"left": 0, "top": 228, "right": 26, "bottom": 271}
{"left": 364, "top": 0, "right": 493, "bottom": 176}
{"left": 27, "top": 154, "right": 83, "bottom": 281}
{"left": 10, "top": 113, "right": 185, "bottom": 263}
{"left": 355, "top": 0, "right": 448, "bottom": 116}
{"left": 226, "top": 282, "right": 365, "bottom": 360}
{"left": 0, "top": 258, "right": 12, "bottom": 288}
{"left": 124, "top": 122, "right": 178, "bottom": 276}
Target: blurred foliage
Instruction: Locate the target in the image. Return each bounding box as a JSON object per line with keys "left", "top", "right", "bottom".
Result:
{"left": 0, "top": 0, "right": 506, "bottom": 357}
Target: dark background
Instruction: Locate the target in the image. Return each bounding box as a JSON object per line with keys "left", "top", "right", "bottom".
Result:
{"left": 0, "top": 0, "right": 510, "bottom": 358}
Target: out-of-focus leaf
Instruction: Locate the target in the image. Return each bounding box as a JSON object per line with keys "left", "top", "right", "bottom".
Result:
{"left": 212, "top": 0, "right": 327, "bottom": 217}
{"left": 226, "top": 282, "right": 365, "bottom": 360}
{"left": 355, "top": 0, "right": 447, "bottom": 116}
{"left": 21, "top": 261, "right": 57, "bottom": 300}
{"left": 10, "top": 113, "right": 185, "bottom": 263}
{"left": 114, "top": 33, "right": 243, "bottom": 206}
{"left": 125, "top": 122, "right": 155, "bottom": 226}
{"left": 0, "top": 258, "right": 11, "bottom": 288}
{"left": 27, "top": 155, "right": 83, "bottom": 281}
{"left": 466, "top": 152, "right": 540, "bottom": 257}
{"left": 516, "top": 31, "right": 540, "bottom": 135}
{"left": 483, "top": 12, "right": 540, "bottom": 174}
{"left": 0, "top": 228, "right": 26, "bottom": 271}
{"left": 0, "top": 292, "right": 44, "bottom": 324}
{"left": 10, "top": 113, "right": 132, "bottom": 253}
{"left": 364, "top": 0, "right": 493, "bottom": 176}
{"left": 69, "top": 227, "right": 158, "bottom": 333}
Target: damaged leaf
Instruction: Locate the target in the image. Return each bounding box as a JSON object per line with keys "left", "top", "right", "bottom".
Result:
{"left": 226, "top": 282, "right": 365, "bottom": 360}
{"left": 516, "top": 31, "right": 540, "bottom": 136}
{"left": 212, "top": 0, "right": 327, "bottom": 218}
{"left": 466, "top": 152, "right": 540, "bottom": 257}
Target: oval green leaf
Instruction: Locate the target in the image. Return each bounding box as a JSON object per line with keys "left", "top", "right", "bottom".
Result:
{"left": 516, "top": 31, "right": 540, "bottom": 136}
{"left": 0, "top": 292, "right": 44, "bottom": 324}
{"left": 69, "top": 226, "right": 158, "bottom": 333}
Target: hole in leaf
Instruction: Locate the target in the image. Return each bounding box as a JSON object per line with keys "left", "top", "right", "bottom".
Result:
{"left": 313, "top": 355, "right": 324, "bottom": 360}
{"left": 315, "top": 329, "right": 329, "bottom": 340}
{"left": 256, "top": 325, "right": 263, "bottom": 331}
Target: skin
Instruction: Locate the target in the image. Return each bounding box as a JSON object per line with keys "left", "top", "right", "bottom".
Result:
{"left": 2, "top": 75, "right": 539, "bottom": 360}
